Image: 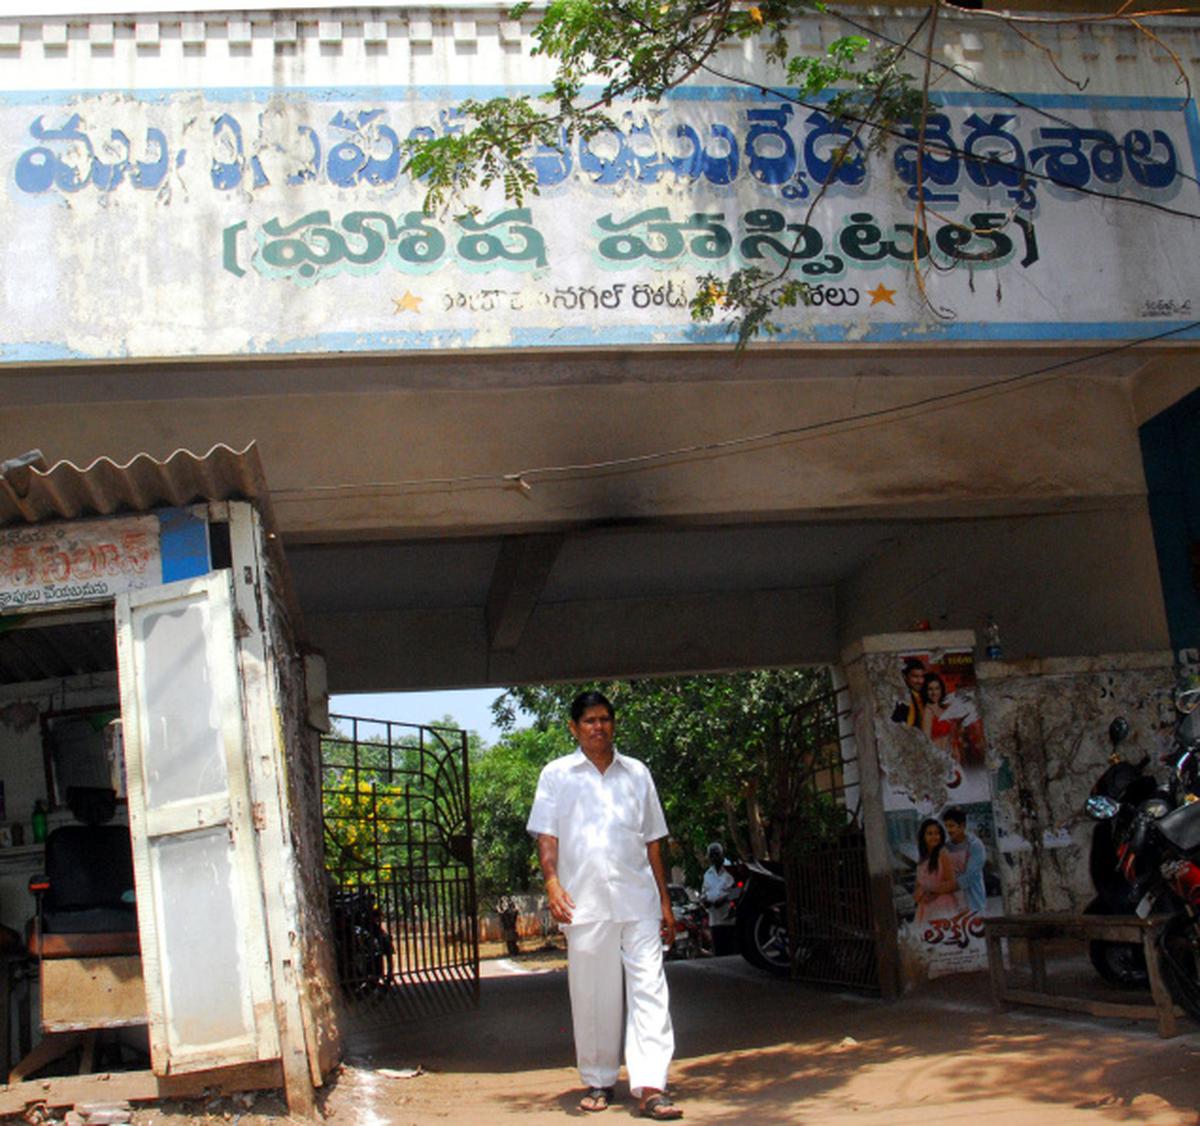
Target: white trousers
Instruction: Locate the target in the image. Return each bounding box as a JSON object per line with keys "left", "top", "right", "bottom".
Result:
{"left": 564, "top": 917, "right": 674, "bottom": 1097}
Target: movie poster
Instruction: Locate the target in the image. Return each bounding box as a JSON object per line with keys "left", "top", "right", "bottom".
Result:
{"left": 881, "top": 647, "right": 1003, "bottom": 980}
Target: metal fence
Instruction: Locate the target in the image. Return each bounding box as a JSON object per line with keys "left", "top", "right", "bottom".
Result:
{"left": 322, "top": 715, "right": 479, "bottom": 1027}
{"left": 782, "top": 686, "right": 880, "bottom": 993}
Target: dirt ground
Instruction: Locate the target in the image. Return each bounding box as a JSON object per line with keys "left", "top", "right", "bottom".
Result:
{"left": 106, "top": 949, "right": 1200, "bottom": 1126}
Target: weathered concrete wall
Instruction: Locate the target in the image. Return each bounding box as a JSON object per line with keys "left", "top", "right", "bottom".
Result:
{"left": 841, "top": 632, "right": 1179, "bottom": 990}
{"left": 977, "top": 652, "right": 1176, "bottom": 914}
{"left": 0, "top": 366, "right": 1166, "bottom": 539}
{"left": 237, "top": 504, "right": 342, "bottom": 1083}
{"left": 837, "top": 502, "right": 1171, "bottom": 661}
{"left": 314, "top": 585, "right": 839, "bottom": 690}
{"left": 3, "top": 5, "right": 1197, "bottom": 696}
{"left": 273, "top": 628, "right": 342, "bottom": 1079}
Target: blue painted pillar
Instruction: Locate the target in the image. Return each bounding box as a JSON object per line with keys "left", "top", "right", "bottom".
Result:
{"left": 157, "top": 507, "right": 211, "bottom": 583}
{"left": 1140, "top": 388, "right": 1200, "bottom": 653}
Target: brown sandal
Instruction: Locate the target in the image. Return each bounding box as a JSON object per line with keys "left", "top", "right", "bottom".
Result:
{"left": 639, "top": 1093, "right": 682, "bottom": 1120}
{"left": 579, "top": 1086, "right": 614, "bottom": 1112}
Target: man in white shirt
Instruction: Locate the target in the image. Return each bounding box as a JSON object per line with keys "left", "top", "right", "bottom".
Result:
{"left": 527, "top": 690, "right": 682, "bottom": 1121}
{"left": 701, "top": 842, "right": 738, "bottom": 956}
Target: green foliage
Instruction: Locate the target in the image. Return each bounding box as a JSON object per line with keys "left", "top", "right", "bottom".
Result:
{"left": 692, "top": 270, "right": 819, "bottom": 348}
{"left": 322, "top": 716, "right": 483, "bottom": 883}
{"left": 800, "top": 43, "right": 925, "bottom": 156}
{"left": 470, "top": 725, "right": 573, "bottom": 909}
{"left": 495, "top": 668, "right": 836, "bottom": 884}
{"left": 402, "top": 1, "right": 926, "bottom": 341}
{"left": 402, "top": 96, "right": 560, "bottom": 213}
{"left": 322, "top": 774, "right": 407, "bottom": 878}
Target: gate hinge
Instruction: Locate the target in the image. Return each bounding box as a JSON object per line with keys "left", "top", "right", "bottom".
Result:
{"left": 252, "top": 801, "right": 267, "bottom": 831}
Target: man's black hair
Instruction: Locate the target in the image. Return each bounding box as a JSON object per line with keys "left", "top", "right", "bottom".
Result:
{"left": 942, "top": 806, "right": 967, "bottom": 825}
{"left": 570, "top": 690, "right": 615, "bottom": 723}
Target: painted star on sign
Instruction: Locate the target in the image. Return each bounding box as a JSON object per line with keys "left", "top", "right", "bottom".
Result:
{"left": 867, "top": 283, "right": 896, "bottom": 306}
{"left": 393, "top": 291, "right": 423, "bottom": 313}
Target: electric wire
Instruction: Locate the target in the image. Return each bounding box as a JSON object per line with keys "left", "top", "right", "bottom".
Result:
{"left": 270, "top": 6, "right": 1200, "bottom": 503}
{"left": 272, "top": 318, "right": 1200, "bottom": 499}
{"left": 829, "top": 4, "right": 1200, "bottom": 195}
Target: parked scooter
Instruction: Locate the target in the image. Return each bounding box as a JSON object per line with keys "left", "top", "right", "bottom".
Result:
{"left": 330, "top": 885, "right": 395, "bottom": 998}
{"left": 1084, "top": 674, "right": 1200, "bottom": 1016}
{"left": 665, "top": 884, "right": 712, "bottom": 960}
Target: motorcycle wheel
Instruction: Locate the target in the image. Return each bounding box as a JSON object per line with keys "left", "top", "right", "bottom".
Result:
{"left": 1157, "top": 913, "right": 1200, "bottom": 1021}
{"left": 737, "top": 898, "right": 790, "bottom": 977}
{"left": 1083, "top": 898, "right": 1149, "bottom": 988}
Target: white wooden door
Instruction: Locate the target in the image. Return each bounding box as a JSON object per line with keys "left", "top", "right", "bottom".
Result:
{"left": 115, "top": 572, "right": 279, "bottom": 1074}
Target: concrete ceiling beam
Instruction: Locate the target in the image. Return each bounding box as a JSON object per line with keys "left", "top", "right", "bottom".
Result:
{"left": 484, "top": 532, "right": 565, "bottom": 653}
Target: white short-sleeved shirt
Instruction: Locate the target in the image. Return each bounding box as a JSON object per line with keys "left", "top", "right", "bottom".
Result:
{"left": 702, "top": 865, "right": 737, "bottom": 927}
{"left": 527, "top": 748, "right": 669, "bottom": 925}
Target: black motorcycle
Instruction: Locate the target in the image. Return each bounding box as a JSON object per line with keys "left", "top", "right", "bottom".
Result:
{"left": 330, "top": 885, "right": 395, "bottom": 998}
{"left": 1085, "top": 675, "right": 1200, "bottom": 1015}
{"left": 1083, "top": 716, "right": 1162, "bottom": 985}
{"left": 735, "top": 859, "right": 790, "bottom": 975}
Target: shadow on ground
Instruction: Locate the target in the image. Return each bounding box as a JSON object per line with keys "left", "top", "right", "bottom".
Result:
{"left": 327, "top": 955, "right": 1200, "bottom": 1124}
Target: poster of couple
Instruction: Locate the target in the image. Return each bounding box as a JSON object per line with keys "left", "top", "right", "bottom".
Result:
{"left": 890, "top": 649, "right": 984, "bottom": 770}
{"left": 882, "top": 647, "right": 1002, "bottom": 980}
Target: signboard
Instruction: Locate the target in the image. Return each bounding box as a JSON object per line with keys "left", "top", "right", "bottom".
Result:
{"left": 3, "top": 86, "right": 1199, "bottom": 360}
{"left": 0, "top": 515, "right": 162, "bottom": 610}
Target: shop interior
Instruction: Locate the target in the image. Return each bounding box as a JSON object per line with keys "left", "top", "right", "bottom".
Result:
{"left": 0, "top": 604, "right": 148, "bottom": 1079}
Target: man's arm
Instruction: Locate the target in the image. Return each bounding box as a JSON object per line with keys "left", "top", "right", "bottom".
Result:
{"left": 537, "top": 833, "right": 575, "bottom": 924}
{"left": 646, "top": 838, "right": 675, "bottom": 947}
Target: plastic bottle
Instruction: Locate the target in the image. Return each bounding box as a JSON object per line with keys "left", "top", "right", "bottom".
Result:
{"left": 31, "top": 800, "right": 47, "bottom": 844}
{"left": 985, "top": 614, "right": 1003, "bottom": 661}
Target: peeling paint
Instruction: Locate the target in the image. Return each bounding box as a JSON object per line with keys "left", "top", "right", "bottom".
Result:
{"left": 978, "top": 655, "right": 1175, "bottom": 913}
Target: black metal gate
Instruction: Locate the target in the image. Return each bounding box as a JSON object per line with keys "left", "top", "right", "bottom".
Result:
{"left": 781, "top": 685, "right": 879, "bottom": 992}
{"left": 321, "top": 715, "right": 479, "bottom": 1025}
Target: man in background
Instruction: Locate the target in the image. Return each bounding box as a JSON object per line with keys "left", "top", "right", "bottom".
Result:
{"left": 701, "top": 841, "right": 738, "bottom": 956}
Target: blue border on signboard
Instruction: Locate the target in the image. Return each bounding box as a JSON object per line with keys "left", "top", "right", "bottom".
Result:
{"left": 2, "top": 85, "right": 1199, "bottom": 357}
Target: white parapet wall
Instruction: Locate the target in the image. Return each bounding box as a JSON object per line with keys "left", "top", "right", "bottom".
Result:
{"left": 0, "top": 6, "right": 1197, "bottom": 360}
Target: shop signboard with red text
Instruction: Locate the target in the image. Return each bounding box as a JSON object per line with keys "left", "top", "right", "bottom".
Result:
{"left": 0, "top": 515, "right": 162, "bottom": 611}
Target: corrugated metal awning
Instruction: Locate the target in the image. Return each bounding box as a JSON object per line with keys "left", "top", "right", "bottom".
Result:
{"left": 0, "top": 442, "right": 272, "bottom": 530}
{"left": 0, "top": 442, "right": 305, "bottom": 650}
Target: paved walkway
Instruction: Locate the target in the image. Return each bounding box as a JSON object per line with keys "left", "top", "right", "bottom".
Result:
{"left": 325, "top": 955, "right": 1200, "bottom": 1124}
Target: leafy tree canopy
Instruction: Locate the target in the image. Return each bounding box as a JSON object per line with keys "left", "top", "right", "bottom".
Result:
{"left": 403, "top": 0, "right": 1187, "bottom": 344}
{"left": 401, "top": 0, "right": 948, "bottom": 344}
{"left": 470, "top": 724, "right": 574, "bottom": 908}
{"left": 493, "top": 667, "right": 833, "bottom": 883}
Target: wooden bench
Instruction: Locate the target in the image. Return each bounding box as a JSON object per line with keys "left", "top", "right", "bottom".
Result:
{"left": 984, "top": 912, "right": 1183, "bottom": 1038}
